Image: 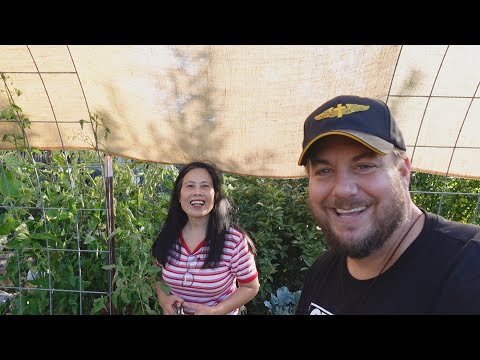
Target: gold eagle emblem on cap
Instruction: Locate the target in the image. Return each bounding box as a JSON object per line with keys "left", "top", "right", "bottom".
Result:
{"left": 314, "top": 104, "right": 370, "bottom": 120}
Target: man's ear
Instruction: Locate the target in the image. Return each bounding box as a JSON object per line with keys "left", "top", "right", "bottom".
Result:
{"left": 399, "top": 157, "right": 411, "bottom": 186}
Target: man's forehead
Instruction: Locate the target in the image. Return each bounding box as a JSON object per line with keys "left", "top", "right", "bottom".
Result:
{"left": 309, "top": 135, "right": 374, "bottom": 153}
{"left": 307, "top": 136, "right": 391, "bottom": 164}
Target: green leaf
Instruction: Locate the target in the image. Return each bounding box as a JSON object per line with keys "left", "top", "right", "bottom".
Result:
{"left": 84, "top": 234, "right": 96, "bottom": 244}
{"left": 29, "top": 232, "right": 52, "bottom": 240}
{"left": 120, "top": 289, "right": 129, "bottom": 304}
{"left": 102, "top": 264, "right": 116, "bottom": 270}
{"left": 91, "top": 297, "right": 107, "bottom": 315}
{"left": 0, "top": 169, "right": 21, "bottom": 197}
{"left": 14, "top": 223, "right": 29, "bottom": 240}
{"left": 0, "top": 217, "right": 19, "bottom": 235}
{"left": 160, "top": 281, "right": 171, "bottom": 295}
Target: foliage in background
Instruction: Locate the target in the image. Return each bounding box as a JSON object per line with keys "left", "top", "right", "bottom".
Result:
{"left": 264, "top": 286, "right": 301, "bottom": 315}
{"left": 223, "top": 174, "right": 324, "bottom": 314}
{"left": 96, "top": 161, "right": 175, "bottom": 314}
{"left": 410, "top": 172, "right": 480, "bottom": 226}
{"left": 0, "top": 73, "right": 172, "bottom": 314}
{"left": 0, "top": 73, "right": 31, "bottom": 149}
{"left": 0, "top": 150, "right": 177, "bottom": 315}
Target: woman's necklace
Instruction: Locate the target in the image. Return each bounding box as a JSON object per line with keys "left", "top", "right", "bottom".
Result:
{"left": 348, "top": 211, "right": 424, "bottom": 312}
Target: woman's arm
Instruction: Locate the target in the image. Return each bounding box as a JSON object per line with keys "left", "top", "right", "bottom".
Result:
{"left": 155, "top": 280, "right": 185, "bottom": 315}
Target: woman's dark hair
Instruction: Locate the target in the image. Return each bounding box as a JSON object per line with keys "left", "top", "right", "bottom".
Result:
{"left": 151, "top": 161, "right": 256, "bottom": 268}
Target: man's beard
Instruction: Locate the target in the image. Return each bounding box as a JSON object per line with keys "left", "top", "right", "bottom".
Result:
{"left": 310, "top": 178, "right": 408, "bottom": 259}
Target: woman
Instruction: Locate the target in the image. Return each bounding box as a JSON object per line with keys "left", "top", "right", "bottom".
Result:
{"left": 151, "top": 161, "right": 259, "bottom": 315}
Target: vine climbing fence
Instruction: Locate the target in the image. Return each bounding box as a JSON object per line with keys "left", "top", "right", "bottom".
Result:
{"left": 0, "top": 148, "right": 179, "bottom": 314}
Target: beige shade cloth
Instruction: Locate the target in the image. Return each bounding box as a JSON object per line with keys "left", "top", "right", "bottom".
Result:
{"left": 0, "top": 45, "right": 479, "bottom": 179}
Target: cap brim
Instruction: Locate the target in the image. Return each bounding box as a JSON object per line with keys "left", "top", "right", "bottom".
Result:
{"left": 298, "top": 130, "right": 394, "bottom": 166}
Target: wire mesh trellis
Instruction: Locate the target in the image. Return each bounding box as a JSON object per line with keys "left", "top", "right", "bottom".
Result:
{"left": 0, "top": 70, "right": 174, "bottom": 314}
{"left": 0, "top": 150, "right": 112, "bottom": 314}
{"left": 0, "top": 149, "right": 176, "bottom": 315}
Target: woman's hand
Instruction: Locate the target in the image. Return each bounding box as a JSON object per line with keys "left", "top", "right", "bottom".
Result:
{"left": 183, "top": 301, "right": 219, "bottom": 315}
{"left": 155, "top": 281, "right": 184, "bottom": 315}
{"left": 160, "top": 295, "right": 185, "bottom": 315}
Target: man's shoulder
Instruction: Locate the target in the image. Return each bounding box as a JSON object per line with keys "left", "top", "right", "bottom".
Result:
{"left": 425, "top": 211, "right": 480, "bottom": 244}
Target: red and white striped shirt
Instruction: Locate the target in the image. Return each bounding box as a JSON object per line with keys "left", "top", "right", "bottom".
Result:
{"left": 160, "top": 227, "right": 258, "bottom": 315}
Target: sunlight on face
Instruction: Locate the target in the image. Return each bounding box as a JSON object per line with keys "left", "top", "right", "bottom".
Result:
{"left": 180, "top": 168, "right": 215, "bottom": 220}
{"left": 307, "top": 136, "right": 409, "bottom": 258}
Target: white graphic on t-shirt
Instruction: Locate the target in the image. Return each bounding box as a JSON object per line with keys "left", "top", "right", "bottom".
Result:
{"left": 309, "top": 303, "right": 333, "bottom": 315}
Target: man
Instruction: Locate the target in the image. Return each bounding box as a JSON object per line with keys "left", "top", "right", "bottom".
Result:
{"left": 295, "top": 95, "right": 480, "bottom": 314}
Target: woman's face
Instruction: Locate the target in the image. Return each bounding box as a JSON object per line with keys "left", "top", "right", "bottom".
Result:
{"left": 179, "top": 167, "right": 215, "bottom": 220}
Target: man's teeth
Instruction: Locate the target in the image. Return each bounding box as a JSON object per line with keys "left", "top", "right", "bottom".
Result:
{"left": 336, "top": 206, "right": 366, "bottom": 214}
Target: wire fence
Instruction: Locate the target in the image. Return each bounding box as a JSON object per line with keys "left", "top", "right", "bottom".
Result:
{"left": 0, "top": 150, "right": 176, "bottom": 314}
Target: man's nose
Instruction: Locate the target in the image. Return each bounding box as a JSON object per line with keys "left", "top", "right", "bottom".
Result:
{"left": 331, "top": 171, "right": 358, "bottom": 198}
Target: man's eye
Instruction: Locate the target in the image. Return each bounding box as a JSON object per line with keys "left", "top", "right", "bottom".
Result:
{"left": 316, "top": 168, "right": 332, "bottom": 176}
{"left": 356, "top": 164, "right": 376, "bottom": 172}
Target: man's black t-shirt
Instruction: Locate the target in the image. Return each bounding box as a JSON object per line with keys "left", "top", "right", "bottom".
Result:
{"left": 296, "top": 210, "right": 480, "bottom": 315}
